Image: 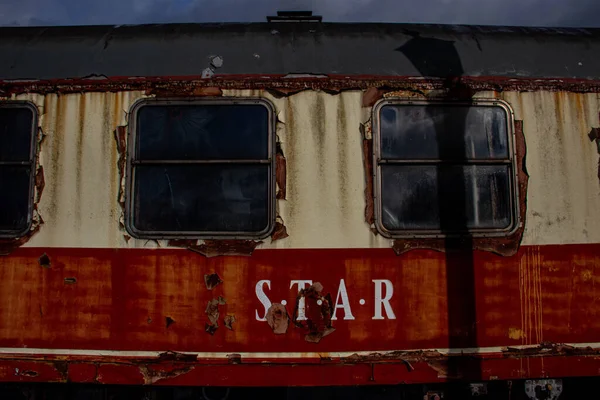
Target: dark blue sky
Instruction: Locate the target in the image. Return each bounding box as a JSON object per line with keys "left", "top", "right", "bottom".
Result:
{"left": 0, "top": 0, "right": 599, "bottom": 27}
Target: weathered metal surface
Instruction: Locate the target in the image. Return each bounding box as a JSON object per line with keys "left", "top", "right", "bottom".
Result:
{"left": 0, "top": 245, "right": 598, "bottom": 352}
{"left": 1, "top": 24, "right": 600, "bottom": 81}
{"left": 0, "top": 90, "right": 595, "bottom": 250}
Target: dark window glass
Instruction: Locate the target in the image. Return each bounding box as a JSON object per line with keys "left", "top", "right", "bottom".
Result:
{"left": 376, "top": 102, "right": 516, "bottom": 235}
{"left": 381, "top": 165, "right": 511, "bottom": 230}
{"left": 0, "top": 167, "right": 32, "bottom": 233}
{"left": 129, "top": 101, "right": 273, "bottom": 237}
{"left": 380, "top": 105, "right": 508, "bottom": 160}
{"left": 137, "top": 105, "right": 269, "bottom": 160}
{"left": 0, "top": 104, "right": 35, "bottom": 236}
{"left": 133, "top": 165, "right": 269, "bottom": 233}
{"left": 0, "top": 107, "right": 34, "bottom": 161}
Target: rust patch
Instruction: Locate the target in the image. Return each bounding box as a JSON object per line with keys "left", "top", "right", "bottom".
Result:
{"left": 266, "top": 303, "right": 289, "bottom": 334}
{"left": 7, "top": 75, "right": 600, "bottom": 97}
{"left": 165, "top": 317, "right": 175, "bottom": 329}
{"left": 276, "top": 142, "right": 287, "bottom": 200}
{"left": 224, "top": 315, "right": 236, "bottom": 330}
{"left": 63, "top": 277, "right": 77, "bottom": 285}
{"left": 271, "top": 216, "right": 289, "bottom": 242}
{"left": 114, "top": 126, "right": 127, "bottom": 212}
{"left": 204, "top": 273, "right": 223, "bottom": 290}
{"left": 168, "top": 239, "right": 262, "bottom": 257}
{"left": 190, "top": 240, "right": 262, "bottom": 258}
{"left": 362, "top": 87, "right": 385, "bottom": 107}
{"left": 38, "top": 253, "right": 50, "bottom": 268}
{"left": 391, "top": 120, "right": 528, "bottom": 257}
{"left": 292, "top": 282, "right": 335, "bottom": 343}
{"left": 362, "top": 136, "right": 375, "bottom": 226}
{"left": 149, "top": 86, "right": 223, "bottom": 97}
{"left": 139, "top": 365, "right": 195, "bottom": 385}
{"left": 35, "top": 166, "right": 45, "bottom": 203}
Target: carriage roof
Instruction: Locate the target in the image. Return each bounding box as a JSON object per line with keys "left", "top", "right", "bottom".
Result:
{"left": 0, "top": 22, "right": 599, "bottom": 81}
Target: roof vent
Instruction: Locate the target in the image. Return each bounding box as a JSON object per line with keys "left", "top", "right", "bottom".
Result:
{"left": 267, "top": 11, "right": 323, "bottom": 23}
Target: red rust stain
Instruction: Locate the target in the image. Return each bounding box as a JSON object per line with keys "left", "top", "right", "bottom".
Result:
{"left": 266, "top": 303, "right": 289, "bottom": 334}
{"left": 293, "top": 282, "right": 335, "bottom": 343}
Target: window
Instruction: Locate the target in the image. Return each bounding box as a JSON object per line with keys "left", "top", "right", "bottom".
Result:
{"left": 125, "top": 98, "right": 276, "bottom": 239}
{"left": 0, "top": 102, "right": 37, "bottom": 238}
{"left": 373, "top": 99, "right": 518, "bottom": 237}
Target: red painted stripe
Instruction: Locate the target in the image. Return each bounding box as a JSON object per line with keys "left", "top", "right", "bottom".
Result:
{"left": 0, "top": 244, "right": 597, "bottom": 354}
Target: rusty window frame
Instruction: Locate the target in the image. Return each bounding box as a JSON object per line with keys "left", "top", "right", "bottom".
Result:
{"left": 372, "top": 98, "right": 520, "bottom": 238}
{"left": 125, "top": 97, "right": 277, "bottom": 240}
{"left": 0, "top": 101, "right": 38, "bottom": 239}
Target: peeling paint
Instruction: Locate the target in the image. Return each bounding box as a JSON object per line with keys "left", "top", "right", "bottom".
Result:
{"left": 224, "top": 315, "right": 236, "bottom": 331}
{"left": 271, "top": 217, "right": 289, "bottom": 242}
{"left": 205, "top": 296, "right": 226, "bottom": 334}
{"left": 139, "top": 365, "right": 195, "bottom": 385}
{"left": 204, "top": 273, "right": 223, "bottom": 290}
{"left": 276, "top": 142, "right": 287, "bottom": 200}
{"left": 266, "top": 303, "right": 289, "bottom": 335}
{"left": 293, "top": 282, "right": 335, "bottom": 343}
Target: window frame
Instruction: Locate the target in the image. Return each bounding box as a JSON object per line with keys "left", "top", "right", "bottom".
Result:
{"left": 124, "top": 97, "right": 277, "bottom": 240}
{"left": 372, "top": 98, "right": 520, "bottom": 239}
{"left": 0, "top": 101, "right": 38, "bottom": 239}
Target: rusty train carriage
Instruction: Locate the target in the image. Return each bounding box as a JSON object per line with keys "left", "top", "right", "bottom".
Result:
{"left": 0, "top": 17, "right": 599, "bottom": 393}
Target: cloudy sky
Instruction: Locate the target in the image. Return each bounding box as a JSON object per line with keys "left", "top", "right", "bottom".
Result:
{"left": 0, "top": 0, "right": 599, "bottom": 27}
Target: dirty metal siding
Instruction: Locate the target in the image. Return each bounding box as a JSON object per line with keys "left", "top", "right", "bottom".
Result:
{"left": 0, "top": 87, "right": 599, "bottom": 386}
{"left": 10, "top": 89, "right": 600, "bottom": 249}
